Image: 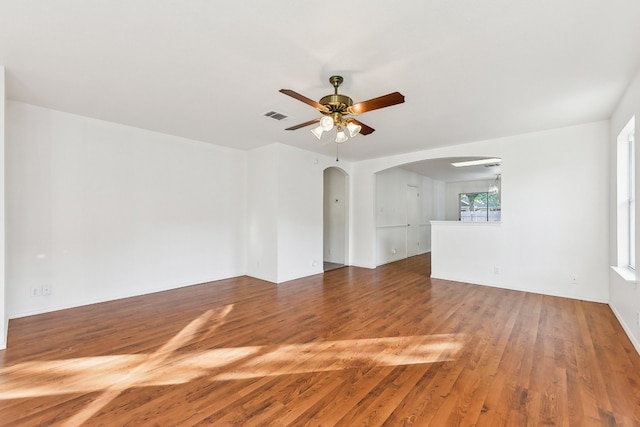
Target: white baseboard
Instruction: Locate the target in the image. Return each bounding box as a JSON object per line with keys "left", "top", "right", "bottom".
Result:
{"left": 609, "top": 304, "right": 640, "bottom": 356}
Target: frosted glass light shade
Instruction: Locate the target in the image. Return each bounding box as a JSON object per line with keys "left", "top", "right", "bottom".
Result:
{"left": 335, "top": 127, "right": 348, "bottom": 143}
{"left": 346, "top": 121, "right": 361, "bottom": 137}
{"left": 311, "top": 125, "right": 324, "bottom": 140}
{"left": 320, "top": 116, "right": 334, "bottom": 131}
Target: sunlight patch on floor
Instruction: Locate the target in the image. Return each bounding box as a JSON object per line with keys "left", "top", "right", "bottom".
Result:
{"left": 213, "top": 335, "right": 463, "bottom": 381}
{"left": 0, "top": 304, "right": 465, "bottom": 426}
{"left": 0, "top": 335, "right": 463, "bottom": 398}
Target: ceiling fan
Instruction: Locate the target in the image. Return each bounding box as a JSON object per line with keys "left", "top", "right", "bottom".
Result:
{"left": 279, "top": 75, "right": 405, "bottom": 144}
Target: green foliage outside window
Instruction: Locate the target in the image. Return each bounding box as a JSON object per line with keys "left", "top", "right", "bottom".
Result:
{"left": 459, "top": 192, "right": 501, "bottom": 221}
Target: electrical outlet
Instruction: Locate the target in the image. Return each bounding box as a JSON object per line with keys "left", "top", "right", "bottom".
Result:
{"left": 493, "top": 267, "right": 500, "bottom": 275}
{"left": 30, "top": 287, "right": 40, "bottom": 297}
{"left": 42, "top": 285, "right": 52, "bottom": 296}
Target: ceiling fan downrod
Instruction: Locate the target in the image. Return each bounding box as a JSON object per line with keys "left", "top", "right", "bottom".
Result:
{"left": 319, "top": 76, "right": 354, "bottom": 114}
{"left": 329, "top": 75, "right": 343, "bottom": 94}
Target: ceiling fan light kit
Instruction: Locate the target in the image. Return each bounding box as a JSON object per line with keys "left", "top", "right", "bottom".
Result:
{"left": 335, "top": 126, "right": 348, "bottom": 144}
{"left": 346, "top": 121, "right": 361, "bottom": 138}
{"left": 311, "top": 116, "right": 336, "bottom": 140}
{"left": 279, "top": 75, "right": 405, "bottom": 146}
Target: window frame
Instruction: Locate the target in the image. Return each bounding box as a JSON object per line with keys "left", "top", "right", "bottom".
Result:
{"left": 616, "top": 116, "right": 636, "bottom": 271}
{"left": 459, "top": 192, "right": 501, "bottom": 222}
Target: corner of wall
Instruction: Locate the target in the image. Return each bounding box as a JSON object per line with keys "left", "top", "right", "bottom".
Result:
{"left": 1, "top": 65, "right": 6, "bottom": 349}
{"left": 608, "top": 64, "right": 640, "bottom": 355}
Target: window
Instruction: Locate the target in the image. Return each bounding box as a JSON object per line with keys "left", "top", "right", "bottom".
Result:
{"left": 629, "top": 131, "right": 635, "bottom": 269}
{"left": 459, "top": 192, "right": 501, "bottom": 222}
{"left": 617, "top": 116, "right": 635, "bottom": 270}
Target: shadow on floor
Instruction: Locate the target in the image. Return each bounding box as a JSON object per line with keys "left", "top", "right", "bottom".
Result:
{"left": 323, "top": 262, "right": 345, "bottom": 272}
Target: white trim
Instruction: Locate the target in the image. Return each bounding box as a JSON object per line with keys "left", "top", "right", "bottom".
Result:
{"left": 609, "top": 304, "right": 640, "bottom": 356}
{"left": 430, "top": 220, "right": 502, "bottom": 226}
{"left": 611, "top": 266, "right": 637, "bottom": 283}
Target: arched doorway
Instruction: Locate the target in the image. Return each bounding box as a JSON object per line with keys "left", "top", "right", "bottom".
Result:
{"left": 373, "top": 157, "right": 501, "bottom": 266}
{"left": 323, "top": 167, "right": 348, "bottom": 271}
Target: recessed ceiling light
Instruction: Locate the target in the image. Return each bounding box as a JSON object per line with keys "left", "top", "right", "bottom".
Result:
{"left": 451, "top": 158, "right": 502, "bottom": 167}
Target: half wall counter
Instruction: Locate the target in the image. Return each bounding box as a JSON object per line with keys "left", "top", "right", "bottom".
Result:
{"left": 430, "top": 221, "right": 503, "bottom": 287}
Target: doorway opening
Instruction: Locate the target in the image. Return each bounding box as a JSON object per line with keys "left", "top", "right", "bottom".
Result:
{"left": 323, "top": 167, "right": 349, "bottom": 271}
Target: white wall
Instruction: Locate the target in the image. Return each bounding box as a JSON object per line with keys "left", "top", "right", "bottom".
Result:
{"left": 276, "top": 144, "right": 325, "bottom": 283}
{"left": 609, "top": 66, "right": 640, "bottom": 353}
{"left": 498, "top": 123, "right": 608, "bottom": 302}
{"left": 246, "top": 145, "right": 279, "bottom": 282}
{"left": 422, "top": 176, "right": 447, "bottom": 249}
{"left": 5, "top": 102, "right": 247, "bottom": 318}
{"left": 432, "top": 177, "right": 446, "bottom": 221}
{"left": 4, "top": 101, "right": 346, "bottom": 323}
{"left": 431, "top": 221, "right": 501, "bottom": 285}
{"left": 0, "top": 66, "right": 6, "bottom": 349}
{"left": 352, "top": 121, "right": 610, "bottom": 303}
{"left": 376, "top": 168, "right": 410, "bottom": 265}
{"left": 246, "top": 143, "right": 344, "bottom": 283}
{"left": 375, "top": 167, "right": 445, "bottom": 265}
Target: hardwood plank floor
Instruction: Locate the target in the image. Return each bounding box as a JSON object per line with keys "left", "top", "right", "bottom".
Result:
{"left": 1, "top": 254, "right": 640, "bottom": 426}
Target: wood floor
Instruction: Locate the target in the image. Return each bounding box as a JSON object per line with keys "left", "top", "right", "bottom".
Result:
{"left": 1, "top": 254, "right": 640, "bottom": 426}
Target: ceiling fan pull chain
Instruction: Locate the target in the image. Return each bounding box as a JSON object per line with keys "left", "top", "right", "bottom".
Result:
{"left": 336, "top": 144, "right": 339, "bottom": 162}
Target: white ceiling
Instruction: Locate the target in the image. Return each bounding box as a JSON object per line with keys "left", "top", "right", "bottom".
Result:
{"left": 1, "top": 1, "right": 640, "bottom": 162}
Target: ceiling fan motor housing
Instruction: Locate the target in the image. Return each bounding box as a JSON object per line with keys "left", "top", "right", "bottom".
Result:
{"left": 319, "top": 76, "right": 352, "bottom": 113}
{"left": 319, "top": 93, "right": 353, "bottom": 113}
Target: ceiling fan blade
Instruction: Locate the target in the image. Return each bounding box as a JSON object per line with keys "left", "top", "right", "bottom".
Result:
{"left": 348, "top": 119, "right": 375, "bottom": 135}
{"left": 279, "top": 89, "right": 329, "bottom": 112}
{"left": 284, "top": 118, "right": 320, "bottom": 131}
{"left": 349, "top": 92, "right": 405, "bottom": 115}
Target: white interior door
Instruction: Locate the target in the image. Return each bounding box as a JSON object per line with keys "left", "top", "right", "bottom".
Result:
{"left": 407, "top": 185, "right": 420, "bottom": 257}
